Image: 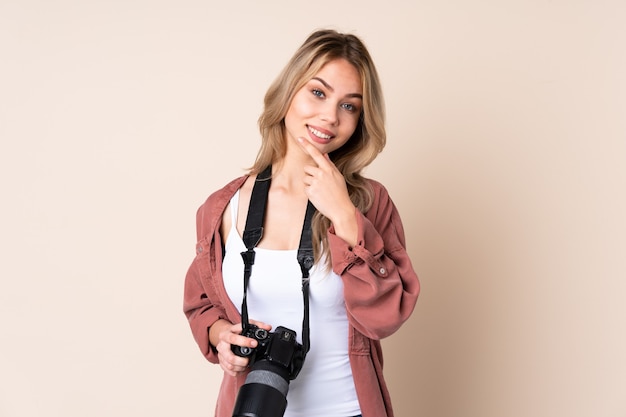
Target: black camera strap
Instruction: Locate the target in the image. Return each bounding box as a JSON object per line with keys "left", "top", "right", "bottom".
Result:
{"left": 240, "top": 165, "right": 314, "bottom": 356}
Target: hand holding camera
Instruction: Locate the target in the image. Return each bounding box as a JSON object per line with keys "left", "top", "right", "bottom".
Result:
{"left": 209, "top": 318, "right": 272, "bottom": 377}
{"left": 231, "top": 323, "right": 304, "bottom": 377}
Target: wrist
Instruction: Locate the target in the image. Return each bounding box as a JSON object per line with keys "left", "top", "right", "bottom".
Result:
{"left": 209, "top": 319, "right": 231, "bottom": 348}
{"left": 331, "top": 206, "right": 358, "bottom": 247}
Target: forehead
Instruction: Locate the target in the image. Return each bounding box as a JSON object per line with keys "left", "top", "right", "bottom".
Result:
{"left": 311, "top": 58, "right": 362, "bottom": 94}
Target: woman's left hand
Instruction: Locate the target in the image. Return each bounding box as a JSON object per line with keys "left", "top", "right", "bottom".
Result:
{"left": 297, "top": 137, "right": 358, "bottom": 247}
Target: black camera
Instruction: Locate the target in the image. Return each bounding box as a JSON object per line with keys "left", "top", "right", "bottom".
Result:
{"left": 231, "top": 324, "right": 305, "bottom": 417}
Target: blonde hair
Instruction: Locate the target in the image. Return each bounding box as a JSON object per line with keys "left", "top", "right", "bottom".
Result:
{"left": 252, "top": 29, "right": 386, "bottom": 265}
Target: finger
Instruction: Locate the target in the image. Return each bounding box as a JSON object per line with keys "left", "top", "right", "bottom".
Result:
{"left": 231, "top": 333, "right": 261, "bottom": 349}
{"left": 296, "top": 137, "right": 329, "bottom": 167}
{"left": 248, "top": 319, "right": 272, "bottom": 331}
{"left": 223, "top": 349, "right": 251, "bottom": 368}
{"left": 220, "top": 362, "right": 236, "bottom": 377}
{"left": 230, "top": 322, "right": 243, "bottom": 333}
{"left": 302, "top": 164, "right": 321, "bottom": 179}
{"left": 216, "top": 324, "right": 255, "bottom": 353}
{"left": 217, "top": 340, "right": 251, "bottom": 371}
{"left": 218, "top": 352, "right": 247, "bottom": 376}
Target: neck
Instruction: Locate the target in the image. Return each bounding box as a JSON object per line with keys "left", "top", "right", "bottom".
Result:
{"left": 271, "top": 137, "right": 315, "bottom": 194}
{"left": 271, "top": 159, "right": 306, "bottom": 195}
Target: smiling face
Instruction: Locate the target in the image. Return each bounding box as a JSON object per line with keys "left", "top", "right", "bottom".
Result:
{"left": 284, "top": 58, "right": 363, "bottom": 155}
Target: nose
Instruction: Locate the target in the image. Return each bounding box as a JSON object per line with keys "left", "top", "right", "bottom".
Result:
{"left": 319, "top": 103, "right": 338, "bottom": 125}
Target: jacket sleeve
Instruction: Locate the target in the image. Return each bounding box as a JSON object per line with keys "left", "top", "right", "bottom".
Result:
{"left": 328, "top": 182, "right": 420, "bottom": 340}
{"left": 182, "top": 205, "right": 227, "bottom": 364}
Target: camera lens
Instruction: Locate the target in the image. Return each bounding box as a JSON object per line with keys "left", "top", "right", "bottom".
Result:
{"left": 232, "top": 359, "right": 289, "bottom": 417}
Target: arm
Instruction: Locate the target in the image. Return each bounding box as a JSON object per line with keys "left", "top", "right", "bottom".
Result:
{"left": 182, "top": 184, "right": 240, "bottom": 363}
{"left": 294, "top": 137, "right": 419, "bottom": 338}
{"left": 182, "top": 195, "right": 271, "bottom": 374}
{"left": 328, "top": 183, "right": 420, "bottom": 340}
{"left": 182, "top": 236, "right": 227, "bottom": 364}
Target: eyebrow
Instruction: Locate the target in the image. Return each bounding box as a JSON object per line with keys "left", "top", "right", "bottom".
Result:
{"left": 312, "top": 77, "right": 363, "bottom": 99}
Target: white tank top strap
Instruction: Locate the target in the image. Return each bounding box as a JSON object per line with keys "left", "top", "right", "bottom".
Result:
{"left": 229, "top": 189, "right": 239, "bottom": 226}
{"left": 225, "top": 189, "right": 241, "bottom": 247}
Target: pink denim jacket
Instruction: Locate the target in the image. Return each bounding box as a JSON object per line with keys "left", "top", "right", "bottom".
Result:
{"left": 183, "top": 175, "right": 420, "bottom": 417}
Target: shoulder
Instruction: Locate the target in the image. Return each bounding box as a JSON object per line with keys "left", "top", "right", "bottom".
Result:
{"left": 364, "top": 178, "right": 389, "bottom": 196}
{"left": 195, "top": 175, "right": 248, "bottom": 240}
{"left": 362, "top": 177, "right": 398, "bottom": 222}
{"left": 201, "top": 176, "right": 248, "bottom": 209}
{"left": 362, "top": 177, "right": 408, "bottom": 247}
{"left": 364, "top": 178, "right": 393, "bottom": 206}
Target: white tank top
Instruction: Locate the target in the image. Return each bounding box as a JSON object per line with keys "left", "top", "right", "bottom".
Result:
{"left": 222, "top": 190, "right": 361, "bottom": 417}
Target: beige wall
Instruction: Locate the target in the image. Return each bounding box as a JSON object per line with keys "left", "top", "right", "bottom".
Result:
{"left": 1, "top": 1, "right": 624, "bottom": 416}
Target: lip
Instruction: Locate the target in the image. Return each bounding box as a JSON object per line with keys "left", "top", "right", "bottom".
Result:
{"left": 307, "top": 125, "right": 335, "bottom": 144}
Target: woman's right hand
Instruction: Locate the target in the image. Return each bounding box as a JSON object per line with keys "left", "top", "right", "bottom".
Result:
{"left": 209, "top": 319, "right": 272, "bottom": 377}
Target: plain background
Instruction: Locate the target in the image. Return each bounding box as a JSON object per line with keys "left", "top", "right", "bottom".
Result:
{"left": 1, "top": 1, "right": 625, "bottom": 416}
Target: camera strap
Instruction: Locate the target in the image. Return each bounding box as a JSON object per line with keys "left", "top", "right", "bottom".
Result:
{"left": 240, "top": 165, "right": 314, "bottom": 356}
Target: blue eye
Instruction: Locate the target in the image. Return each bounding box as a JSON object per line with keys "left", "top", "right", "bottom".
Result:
{"left": 312, "top": 88, "right": 324, "bottom": 98}
{"left": 341, "top": 103, "right": 357, "bottom": 112}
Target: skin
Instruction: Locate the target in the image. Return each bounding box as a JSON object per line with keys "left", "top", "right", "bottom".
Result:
{"left": 211, "top": 58, "right": 363, "bottom": 377}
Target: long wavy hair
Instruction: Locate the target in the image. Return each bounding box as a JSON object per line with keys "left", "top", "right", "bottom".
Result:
{"left": 250, "top": 29, "right": 386, "bottom": 266}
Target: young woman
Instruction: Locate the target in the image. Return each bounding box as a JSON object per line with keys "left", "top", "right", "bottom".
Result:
{"left": 183, "top": 29, "right": 420, "bottom": 417}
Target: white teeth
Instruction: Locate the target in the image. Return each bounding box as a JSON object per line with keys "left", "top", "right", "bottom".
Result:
{"left": 309, "top": 126, "right": 332, "bottom": 140}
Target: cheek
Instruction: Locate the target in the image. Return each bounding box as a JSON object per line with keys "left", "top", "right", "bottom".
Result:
{"left": 339, "top": 114, "right": 360, "bottom": 136}
{"left": 284, "top": 103, "right": 301, "bottom": 130}
{"left": 287, "top": 91, "right": 314, "bottom": 119}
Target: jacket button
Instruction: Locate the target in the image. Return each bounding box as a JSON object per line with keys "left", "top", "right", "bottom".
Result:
{"left": 197, "top": 246, "right": 203, "bottom": 254}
